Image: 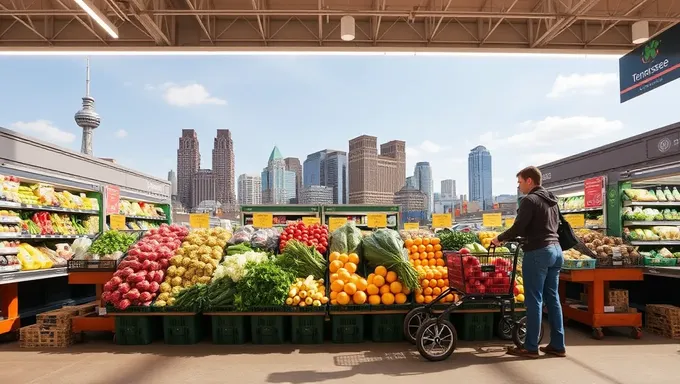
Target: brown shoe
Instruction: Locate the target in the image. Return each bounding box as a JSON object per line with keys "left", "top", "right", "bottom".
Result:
{"left": 506, "top": 346, "right": 539, "bottom": 359}
{"left": 540, "top": 345, "right": 566, "bottom": 357}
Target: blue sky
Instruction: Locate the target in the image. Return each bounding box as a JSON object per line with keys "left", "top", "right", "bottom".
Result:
{"left": 1, "top": 54, "right": 679, "bottom": 196}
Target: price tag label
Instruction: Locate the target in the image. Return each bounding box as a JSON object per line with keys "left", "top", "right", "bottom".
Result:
{"left": 329, "top": 217, "right": 347, "bottom": 231}
{"left": 404, "top": 222, "right": 419, "bottom": 231}
{"left": 431, "top": 213, "right": 452, "bottom": 229}
{"left": 109, "top": 214, "right": 126, "bottom": 230}
{"left": 252, "top": 213, "right": 273, "bottom": 228}
{"left": 367, "top": 214, "right": 387, "bottom": 228}
{"left": 505, "top": 217, "right": 515, "bottom": 227}
{"left": 302, "top": 217, "right": 320, "bottom": 225}
{"left": 563, "top": 214, "right": 585, "bottom": 228}
{"left": 482, "top": 213, "right": 502, "bottom": 227}
{"left": 189, "top": 213, "right": 210, "bottom": 229}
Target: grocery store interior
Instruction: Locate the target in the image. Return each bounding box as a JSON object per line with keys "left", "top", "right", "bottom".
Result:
{"left": 2, "top": 1, "right": 680, "bottom": 383}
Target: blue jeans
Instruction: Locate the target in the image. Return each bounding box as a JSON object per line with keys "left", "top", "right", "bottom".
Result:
{"left": 522, "top": 244, "right": 566, "bottom": 352}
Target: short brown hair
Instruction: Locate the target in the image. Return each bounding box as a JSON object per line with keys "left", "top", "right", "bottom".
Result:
{"left": 517, "top": 166, "right": 542, "bottom": 185}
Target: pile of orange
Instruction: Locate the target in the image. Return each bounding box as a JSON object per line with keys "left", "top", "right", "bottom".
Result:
{"left": 329, "top": 252, "right": 368, "bottom": 305}
{"left": 414, "top": 265, "right": 457, "bottom": 304}
{"left": 405, "top": 237, "right": 444, "bottom": 267}
{"left": 365, "top": 266, "right": 410, "bottom": 306}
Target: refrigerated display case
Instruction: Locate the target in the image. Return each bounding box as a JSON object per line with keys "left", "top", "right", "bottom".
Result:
{"left": 545, "top": 177, "right": 607, "bottom": 231}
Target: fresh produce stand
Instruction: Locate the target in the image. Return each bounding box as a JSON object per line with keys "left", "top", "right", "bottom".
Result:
{"left": 545, "top": 176, "right": 607, "bottom": 231}
{"left": 241, "top": 204, "right": 321, "bottom": 227}
{"left": 322, "top": 204, "right": 399, "bottom": 231}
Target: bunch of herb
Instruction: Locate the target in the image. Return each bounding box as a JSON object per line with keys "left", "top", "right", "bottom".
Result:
{"left": 233, "top": 261, "right": 294, "bottom": 311}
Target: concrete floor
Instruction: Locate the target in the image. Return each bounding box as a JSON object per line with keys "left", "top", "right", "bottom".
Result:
{"left": 0, "top": 326, "right": 678, "bottom": 384}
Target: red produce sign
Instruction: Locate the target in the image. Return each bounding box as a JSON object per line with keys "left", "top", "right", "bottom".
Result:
{"left": 105, "top": 185, "right": 121, "bottom": 215}
{"left": 584, "top": 177, "right": 604, "bottom": 208}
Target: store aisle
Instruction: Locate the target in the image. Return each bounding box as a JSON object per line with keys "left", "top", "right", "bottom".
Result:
{"left": 0, "top": 328, "right": 677, "bottom": 384}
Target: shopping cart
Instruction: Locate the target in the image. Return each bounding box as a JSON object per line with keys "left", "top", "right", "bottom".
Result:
{"left": 407, "top": 240, "right": 544, "bottom": 362}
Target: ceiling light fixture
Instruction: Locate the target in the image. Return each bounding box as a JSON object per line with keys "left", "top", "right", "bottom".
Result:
{"left": 74, "top": 0, "right": 119, "bottom": 39}
{"left": 340, "top": 15, "right": 355, "bottom": 41}
{"left": 631, "top": 20, "right": 649, "bottom": 45}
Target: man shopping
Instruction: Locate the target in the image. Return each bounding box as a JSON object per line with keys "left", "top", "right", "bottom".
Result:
{"left": 491, "top": 166, "right": 566, "bottom": 358}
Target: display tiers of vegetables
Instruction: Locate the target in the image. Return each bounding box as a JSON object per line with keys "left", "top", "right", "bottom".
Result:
{"left": 156, "top": 227, "right": 231, "bottom": 307}
{"left": 559, "top": 195, "right": 585, "bottom": 210}
{"left": 625, "top": 226, "right": 680, "bottom": 241}
{"left": 286, "top": 276, "right": 329, "bottom": 307}
{"left": 229, "top": 225, "right": 277, "bottom": 252}
{"left": 578, "top": 230, "right": 641, "bottom": 267}
{"left": 86, "top": 230, "right": 138, "bottom": 260}
{"left": 365, "top": 265, "right": 409, "bottom": 305}
{"left": 21, "top": 212, "right": 98, "bottom": 236}
{"left": 623, "top": 207, "right": 680, "bottom": 221}
{"left": 275, "top": 239, "right": 327, "bottom": 279}
{"left": 329, "top": 251, "right": 369, "bottom": 305}
{"left": 406, "top": 235, "right": 444, "bottom": 268}
{"left": 623, "top": 187, "right": 680, "bottom": 202}
{"left": 642, "top": 248, "right": 680, "bottom": 265}
{"left": 363, "top": 229, "right": 419, "bottom": 291}
{"left": 279, "top": 221, "right": 329, "bottom": 255}
{"left": 102, "top": 224, "right": 188, "bottom": 310}
{"left": 437, "top": 230, "right": 479, "bottom": 251}
{"left": 233, "top": 261, "right": 294, "bottom": 311}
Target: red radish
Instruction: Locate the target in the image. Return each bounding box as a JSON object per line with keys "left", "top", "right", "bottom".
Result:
{"left": 117, "top": 299, "right": 131, "bottom": 310}
{"left": 117, "top": 283, "right": 131, "bottom": 294}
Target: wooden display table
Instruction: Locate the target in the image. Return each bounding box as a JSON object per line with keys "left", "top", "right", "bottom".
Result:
{"left": 68, "top": 271, "right": 115, "bottom": 333}
{"left": 559, "top": 268, "right": 643, "bottom": 339}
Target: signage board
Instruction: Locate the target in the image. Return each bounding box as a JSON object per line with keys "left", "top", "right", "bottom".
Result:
{"left": 329, "top": 217, "right": 347, "bottom": 231}
{"left": 252, "top": 213, "right": 273, "bottom": 228}
{"left": 482, "top": 213, "right": 502, "bottom": 227}
{"left": 109, "top": 215, "right": 126, "bottom": 230}
{"left": 105, "top": 185, "right": 120, "bottom": 215}
{"left": 302, "top": 217, "right": 320, "bottom": 225}
{"left": 189, "top": 213, "right": 210, "bottom": 229}
{"left": 564, "top": 214, "right": 586, "bottom": 229}
{"left": 619, "top": 24, "right": 680, "bottom": 103}
{"left": 431, "top": 213, "right": 452, "bottom": 228}
{"left": 584, "top": 176, "right": 604, "bottom": 208}
{"left": 404, "top": 222, "right": 419, "bottom": 230}
{"left": 367, "top": 214, "right": 387, "bottom": 228}
{"left": 646, "top": 132, "right": 680, "bottom": 158}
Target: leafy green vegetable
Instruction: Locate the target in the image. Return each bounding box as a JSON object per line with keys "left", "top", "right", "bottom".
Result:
{"left": 362, "top": 229, "right": 419, "bottom": 290}
{"left": 234, "top": 261, "right": 294, "bottom": 311}
{"left": 275, "top": 239, "right": 327, "bottom": 279}
{"left": 89, "top": 230, "right": 137, "bottom": 256}
{"left": 329, "top": 222, "right": 362, "bottom": 255}
{"left": 437, "top": 230, "right": 478, "bottom": 251}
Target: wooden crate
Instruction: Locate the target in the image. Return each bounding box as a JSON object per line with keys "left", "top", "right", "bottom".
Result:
{"left": 61, "top": 302, "right": 98, "bottom": 317}
{"left": 36, "top": 311, "right": 72, "bottom": 330}
{"left": 606, "top": 289, "right": 629, "bottom": 313}
{"left": 645, "top": 304, "right": 680, "bottom": 339}
{"left": 19, "top": 324, "right": 74, "bottom": 348}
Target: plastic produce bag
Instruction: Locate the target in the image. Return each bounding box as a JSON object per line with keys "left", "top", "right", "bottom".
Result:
{"left": 250, "top": 229, "right": 270, "bottom": 249}
{"left": 229, "top": 225, "right": 256, "bottom": 245}
{"left": 71, "top": 238, "right": 91, "bottom": 260}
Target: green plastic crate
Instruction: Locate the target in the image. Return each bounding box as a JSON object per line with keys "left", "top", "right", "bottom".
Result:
{"left": 211, "top": 315, "right": 248, "bottom": 344}
{"left": 163, "top": 315, "right": 203, "bottom": 345}
{"left": 251, "top": 315, "right": 286, "bottom": 344}
{"left": 370, "top": 313, "right": 405, "bottom": 342}
{"left": 114, "top": 316, "right": 161, "bottom": 345}
{"left": 452, "top": 312, "right": 494, "bottom": 341}
{"left": 291, "top": 316, "right": 325, "bottom": 344}
{"left": 331, "top": 314, "right": 364, "bottom": 343}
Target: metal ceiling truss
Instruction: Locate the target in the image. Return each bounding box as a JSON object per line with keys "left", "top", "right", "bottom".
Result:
{"left": 0, "top": 0, "right": 678, "bottom": 52}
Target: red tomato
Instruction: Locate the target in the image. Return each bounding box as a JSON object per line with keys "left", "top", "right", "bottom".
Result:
{"left": 318, "top": 246, "right": 326, "bottom": 254}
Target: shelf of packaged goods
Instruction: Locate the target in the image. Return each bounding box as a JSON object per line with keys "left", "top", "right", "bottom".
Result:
{"left": 629, "top": 241, "right": 680, "bottom": 246}
{"left": 559, "top": 268, "right": 643, "bottom": 338}
{"left": 561, "top": 207, "right": 604, "bottom": 214}
{"left": 643, "top": 266, "right": 680, "bottom": 278}
{"left": 0, "top": 267, "right": 68, "bottom": 285}
{"left": 0, "top": 201, "right": 99, "bottom": 215}
{"left": 624, "top": 221, "right": 680, "bottom": 226}
{"left": 0, "top": 234, "right": 95, "bottom": 240}
{"left": 124, "top": 216, "right": 167, "bottom": 221}
{"left": 623, "top": 201, "right": 680, "bottom": 207}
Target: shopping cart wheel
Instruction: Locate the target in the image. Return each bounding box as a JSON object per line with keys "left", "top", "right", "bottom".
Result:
{"left": 403, "top": 306, "right": 432, "bottom": 344}
{"left": 497, "top": 317, "right": 514, "bottom": 340}
{"left": 415, "top": 318, "right": 457, "bottom": 362}
{"left": 511, "top": 316, "right": 545, "bottom": 348}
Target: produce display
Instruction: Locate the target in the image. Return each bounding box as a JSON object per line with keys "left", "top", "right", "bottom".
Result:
{"left": 275, "top": 239, "right": 327, "bottom": 279}
{"left": 0, "top": 175, "right": 100, "bottom": 211}
{"left": 623, "top": 187, "right": 680, "bottom": 202}
{"left": 578, "top": 230, "right": 641, "bottom": 266}
{"left": 478, "top": 231, "right": 500, "bottom": 249}
{"left": 22, "top": 213, "right": 98, "bottom": 236}
{"left": 365, "top": 265, "right": 409, "bottom": 305}
{"left": 16, "top": 243, "right": 53, "bottom": 270}
{"left": 513, "top": 276, "right": 525, "bottom": 303}
{"left": 77, "top": 230, "right": 138, "bottom": 261}
{"left": 622, "top": 207, "right": 679, "bottom": 221}
{"left": 279, "top": 221, "right": 329, "bottom": 255}
{"left": 437, "top": 230, "right": 478, "bottom": 251}
{"left": 286, "top": 276, "right": 329, "bottom": 307}
{"left": 125, "top": 221, "right": 160, "bottom": 231}
{"left": 399, "top": 228, "right": 435, "bottom": 241}
{"left": 559, "top": 195, "right": 585, "bottom": 210}
{"left": 563, "top": 248, "right": 594, "bottom": 261}
{"left": 329, "top": 251, "right": 368, "bottom": 305}
{"left": 229, "top": 225, "right": 278, "bottom": 252}
{"left": 102, "top": 224, "right": 189, "bottom": 310}
{"left": 329, "top": 222, "right": 362, "bottom": 255}
{"left": 414, "top": 264, "right": 455, "bottom": 304}
{"left": 641, "top": 248, "right": 680, "bottom": 265}
{"left": 118, "top": 199, "right": 164, "bottom": 217}
{"left": 405, "top": 236, "right": 444, "bottom": 267}
{"left": 362, "top": 229, "right": 419, "bottom": 290}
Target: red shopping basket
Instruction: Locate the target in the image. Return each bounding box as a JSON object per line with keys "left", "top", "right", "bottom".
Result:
{"left": 445, "top": 249, "right": 517, "bottom": 295}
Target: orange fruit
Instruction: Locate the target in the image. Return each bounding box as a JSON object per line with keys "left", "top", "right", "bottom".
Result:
{"left": 414, "top": 259, "right": 421, "bottom": 267}
{"left": 395, "top": 293, "right": 407, "bottom": 304}
{"left": 329, "top": 252, "right": 341, "bottom": 261}
{"left": 338, "top": 254, "right": 349, "bottom": 264}
{"left": 331, "top": 280, "right": 344, "bottom": 292}
{"left": 403, "top": 287, "right": 411, "bottom": 295}
{"left": 367, "top": 284, "right": 379, "bottom": 295}
{"left": 380, "top": 284, "right": 391, "bottom": 295}
{"left": 330, "top": 299, "right": 338, "bottom": 305}
{"left": 418, "top": 245, "right": 426, "bottom": 253}
{"left": 434, "top": 244, "right": 442, "bottom": 251}
{"left": 389, "top": 281, "right": 403, "bottom": 294}
{"left": 437, "top": 279, "right": 446, "bottom": 288}
{"left": 430, "top": 237, "right": 440, "bottom": 245}
{"left": 373, "top": 275, "right": 385, "bottom": 287}
{"left": 329, "top": 260, "right": 343, "bottom": 273}
{"left": 337, "top": 269, "right": 351, "bottom": 282}
{"left": 445, "top": 294, "right": 454, "bottom": 302}
{"left": 381, "top": 292, "right": 395, "bottom": 305}
{"left": 344, "top": 262, "right": 357, "bottom": 274}
{"left": 429, "top": 279, "right": 438, "bottom": 288}
{"left": 405, "top": 239, "right": 414, "bottom": 248}
{"left": 421, "top": 279, "right": 429, "bottom": 289}
{"left": 348, "top": 253, "right": 360, "bottom": 264}
{"left": 435, "top": 250, "right": 443, "bottom": 258}
{"left": 420, "top": 252, "right": 428, "bottom": 260}
{"left": 410, "top": 245, "right": 419, "bottom": 254}
{"left": 356, "top": 278, "right": 368, "bottom": 291}
{"left": 424, "top": 295, "right": 433, "bottom": 303}
{"left": 367, "top": 273, "right": 375, "bottom": 285}
{"left": 344, "top": 282, "right": 357, "bottom": 295}
{"left": 336, "top": 291, "right": 350, "bottom": 305}
{"left": 422, "top": 238, "right": 430, "bottom": 246}
{"left": 436, "top": 259, "right": 445, "bottom": 267}
{"left": 330, "top": 291, "right": 338, "bottom": 299}
{"left": 415, "top": 294, "right": 425, "bottom": 304}
{"left": 386, "top": 271, "right": 397, "bottom": 283}
{"left": 375, "top": 266, "right": 387, "bottom": 277}
{"left": 330, "top": 273, "right": 339, "bottom": 282}
{"left": 433, "top": 287, "right": 441, "bottom": 296}
{"left": 426, "top": 244, "right": 434, "bottom": 252}
{"left": 428, "top": 259, "right": 437, "bottom": 266}
{"left": 352, "top": 291, "right": 367, "bottom": 305}
{"left": 414, "top": 238, "right": 422, "bottom": 246}
{"left": 425, "top": 271, "right": 434, "bottom": 280}
{"left": 368, "top": 294, "right": 381, "bottom": 305}
{"left": 433, "top": 271, "right": 442, "bottom": 279}
{"left": 424, "top": 287, "right": 433, "bottom": 295}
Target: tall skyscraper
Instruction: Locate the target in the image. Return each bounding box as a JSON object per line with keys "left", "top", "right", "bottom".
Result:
{"left": 261, "top": 146, "right": 289, "bottom": 204}
{"left": 284, "top": 157, "right": 302, "bottom": 203}
{"left": 348, "top": 135, "right": 405, "bottom": 204}
{"left": 413, "top": 161, "right": 433, "bottom": 215}
{"left": 177, "top": 129, "right": 200, "bottom": 209}
{"left": 468, "top": 145, "right": 493, "bottom": 210}
{"left": 441, "top": 179, "right": 456, "bottom": 198}
{"left": 284, "top": 170, "right": 297, "bottom": 203}
{"left": 74, "top": 58, "right": 100, "bottom": 156}
{"left": 192, "top": 169, "right": 215, "bottom": 208}
{"left": 212, "top": 129, "right": 236, "bottom": 209}
{"left": 303, "top": 149, "right": 348, "bottom": 204}
{"left": 238, "top": 174, "right": 262, "bottom": 205}
{"left": 405, "top": 176, "right": 416, "bottom": 189}
{"left": 167, "top": 170, "right": 177, "bottom": 200}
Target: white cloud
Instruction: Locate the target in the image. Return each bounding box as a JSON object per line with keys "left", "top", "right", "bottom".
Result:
{"left": 518, "top": 152, "right": 564, "bottom": 169}
{"left": 10, "top": 120, "right": 75, "bottom": 144}
{"left": 406, "top": 140, "right": 450, "bottom": 157}
{"left": 507, "top": 116, "right": 623, "bottom": 147}
{"left": 547, "top": 73, "right": 618, "bottom": 98}
{"left": 114, "top": 129, "right": 128, "bottom": 138}
{"left": 161, "top": 83, "right": 226, "bottom": 107}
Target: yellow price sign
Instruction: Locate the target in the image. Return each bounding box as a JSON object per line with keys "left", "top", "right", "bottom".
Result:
{"left": 505, "top": 217, "right": 515, "bottom": 227}
{"left": 110, "top": 214, "right": 126, "bottom": 230}
{"left": 431, "top": 213, "right": 452, "bottom": 228}
{"left": 564, "top": 214, "right": 585, "bottom": 228}
{"left": 302, "top": 217, "right": 320, "bottom": 225}
{"left": 189, "top": 213, "right": 210, "bottom": 229}
{"left": 367, "top": 214, "right": 387, "bottom": 228}
{"left": 482, "top": 212, "right": 502, "bottom": 227}
{"left": 404, "top": 222, "right": 419, "bottom": 231}
{"left": 329, "top": 217, "right": 347, "bottom": 231}
{"left": 252, "top": 213, "right": 273, "bottom": 228}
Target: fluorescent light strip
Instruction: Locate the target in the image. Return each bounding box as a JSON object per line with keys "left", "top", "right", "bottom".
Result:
{"left": 74, "top": 0, "right": 119, "bottom": 39}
